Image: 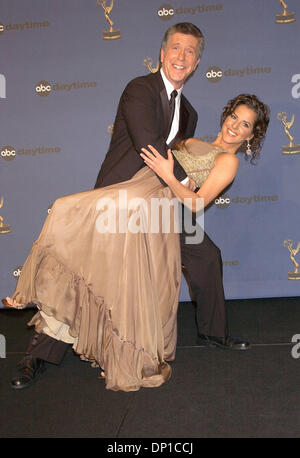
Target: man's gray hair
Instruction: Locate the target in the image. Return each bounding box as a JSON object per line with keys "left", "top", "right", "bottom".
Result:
{"left": 161, "top": 22, "right": 205, "bottom": 59}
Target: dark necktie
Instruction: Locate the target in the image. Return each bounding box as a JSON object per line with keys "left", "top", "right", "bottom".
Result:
{"left": 168, "top": 89, "right": 178, "bottom": 135}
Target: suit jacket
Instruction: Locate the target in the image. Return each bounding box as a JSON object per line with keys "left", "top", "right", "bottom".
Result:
{"left": 94, "top": 70, "right": 198, "bottom": 188}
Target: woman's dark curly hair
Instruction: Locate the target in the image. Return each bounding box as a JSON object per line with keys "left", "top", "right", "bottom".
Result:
{"left": 220, "top": 94, "right": 270, "bottom": 161}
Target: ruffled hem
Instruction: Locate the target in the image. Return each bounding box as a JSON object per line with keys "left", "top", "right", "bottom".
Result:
{"left": 12, "top": 241, "right": 172, "bottom": 391}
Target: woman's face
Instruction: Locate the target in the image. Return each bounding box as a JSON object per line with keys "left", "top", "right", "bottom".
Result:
{"left": 220, "top": 104, "right": 257, "bottom": 150}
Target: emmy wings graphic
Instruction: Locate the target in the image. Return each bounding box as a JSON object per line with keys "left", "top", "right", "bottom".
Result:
{"left": 143, "top": 58, "right": 159, "bottom": 73}
{"left": 0, "top": 197, "right": 11, "bottom": 234}
{"left": 107, "top": 124, "right": 114, "bottom": 135}
{"left": 283, "top": 239, "right": 300, "bottom": 280}
{"left": 275, "top": 0, "right": 296, "bottom": 23}
{"left": 277, "top": 112, "right": 300, "bottom": 154}
{"left": 97, "top": 0, "right": 121, "bottom": 40}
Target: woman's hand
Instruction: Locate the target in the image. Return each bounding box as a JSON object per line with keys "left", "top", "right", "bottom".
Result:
{"left": 2, "top": 297, "right": 25, "bottom": 309}
{"left": 140, "top": 145, "right": 175, "bottom": 184}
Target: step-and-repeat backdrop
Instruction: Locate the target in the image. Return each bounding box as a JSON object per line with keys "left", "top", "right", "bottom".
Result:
{"left": 1, "top": 0, "right": 299, "bottom": 307}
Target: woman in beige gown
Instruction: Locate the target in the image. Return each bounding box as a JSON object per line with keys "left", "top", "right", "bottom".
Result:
{"left": 4, "top": 94, "right": 269, "bottom": 392}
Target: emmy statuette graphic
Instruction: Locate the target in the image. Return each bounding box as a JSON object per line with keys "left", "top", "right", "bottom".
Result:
{"left": 277, "top": 112, "right": 300, "bottom": 154}
{"left": 275, "top": 0, "right": 296, "bottom": 23}
{"left": 143, "top": 58, "right": 159, "bottom": 74}
{"left": 97, "top": 0, "right": 121, "bottom": 40}
{"left": 0, "top": 197, "right": 11, "bottom": 234}
{"left": 283, "top": 240, "right": 300, "bottom": 280}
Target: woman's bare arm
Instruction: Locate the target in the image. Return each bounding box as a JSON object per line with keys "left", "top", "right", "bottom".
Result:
{"left": 140, "top": 146, "right": 239, "bottom": 212}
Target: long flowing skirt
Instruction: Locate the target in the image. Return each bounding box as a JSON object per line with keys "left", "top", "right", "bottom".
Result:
{"left": 10, "top": 168, "right": 181, "bottom": 391}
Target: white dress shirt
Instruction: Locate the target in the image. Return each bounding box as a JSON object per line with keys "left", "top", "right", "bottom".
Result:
{"left": 160, "top": 69, "right": 189, "bottom": 184}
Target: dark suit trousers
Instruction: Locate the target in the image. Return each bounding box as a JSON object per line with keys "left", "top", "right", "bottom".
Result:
{"left": 180, "top": 211, "right": 228, "bottom": 338}
{"left": 25, "top": 331, "right": 69, "bottom": 365}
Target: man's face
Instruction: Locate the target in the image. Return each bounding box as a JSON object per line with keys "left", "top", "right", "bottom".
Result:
{"left": 160, "top": 32, "right": 200, "bottom": 90}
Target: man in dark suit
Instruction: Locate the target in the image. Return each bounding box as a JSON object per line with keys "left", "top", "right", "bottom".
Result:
{"left": 94, "top": 54, "right": 197, "bottom": 188}
{"left": 10, "top": 22, "right": 248, "bottom": 390}
{"left": 94, "top": 22, "right": 249, "bottom": 350}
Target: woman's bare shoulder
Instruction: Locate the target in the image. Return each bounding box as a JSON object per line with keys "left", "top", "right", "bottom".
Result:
{"left": 185, "top": 138, "right": 208, "bottom": 147}
{"left": 182, "top": 138, "right": 214, "bottom": 154}
{"left": 214, "top": 152, "right": 239, "bottom": 172}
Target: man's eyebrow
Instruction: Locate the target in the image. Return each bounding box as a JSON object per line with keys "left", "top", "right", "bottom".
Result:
{"left": 171, "top": 42, "right": 196, "bottom": 49}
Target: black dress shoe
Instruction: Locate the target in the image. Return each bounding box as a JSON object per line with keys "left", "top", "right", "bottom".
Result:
{"left": 10, "top": 355, "right": 46, "bottom": 389}
{"left": 197, "top": 334, "right": 250, "bottom": 351}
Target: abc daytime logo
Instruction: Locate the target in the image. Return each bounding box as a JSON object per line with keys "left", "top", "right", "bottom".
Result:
{"left": 206, "top": 65, "right": 272, "bottom": 82}
{"left": 157, "top": 3, "right": 223, "bottom": 20}
{"left": 214, "top": 193, "right": 279, "bottom": 208}
{"left": 0, "top": 21, "right": 49, "bottom": 35}
{"left": 1, "top": 145, "right": 61, "bottom": 161}
{"left": 231, "top": 195, "right": 279, "bottom": 204}
{"left": 206, "top": 66, "right": 223, "bottom": 83}
{"left": 223, "top": 260, "right": 239, "bottom": 266}
{"left": 35, "top": 81, "right": 51, "bottom": 96}
{"left": 1, "top": 146, "right": 16, "bottom": 161}
{"left": 35, "top": 80, "right": 97, "bottom": 96}
{"left": 13, "top": 266, "right": 23, "bottom": 278}
{"left": 157, "top": 4, "right": 174, "bottom": 20}
{"left": 214, "top": 193, "right": 230, "bottom": 209}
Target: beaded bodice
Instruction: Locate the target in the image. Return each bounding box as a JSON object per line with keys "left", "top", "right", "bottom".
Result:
{"left": 173, "top": 139, "right": 232, "bottom": 187}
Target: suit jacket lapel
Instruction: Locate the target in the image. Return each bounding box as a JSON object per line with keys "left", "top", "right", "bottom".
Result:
{"left": 160, "top": 87, "right": 171, "bottom": 138}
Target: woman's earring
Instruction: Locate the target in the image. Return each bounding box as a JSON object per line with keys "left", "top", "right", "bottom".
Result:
{"left": 246, "top": 140, "right": 252, "bottom": 156}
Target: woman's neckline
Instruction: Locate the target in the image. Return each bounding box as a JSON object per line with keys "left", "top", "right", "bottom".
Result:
{"left": 210, "top": 142, "right": 235, "bottom": 155}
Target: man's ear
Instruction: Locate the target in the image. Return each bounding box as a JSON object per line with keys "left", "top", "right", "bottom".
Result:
{"left": 194, "top": 58, "right": 200, "bottom": 71}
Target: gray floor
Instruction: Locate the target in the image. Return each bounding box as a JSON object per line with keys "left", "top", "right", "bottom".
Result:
{"left": 0, "top": 297, "right": 299, "bottom": 438}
